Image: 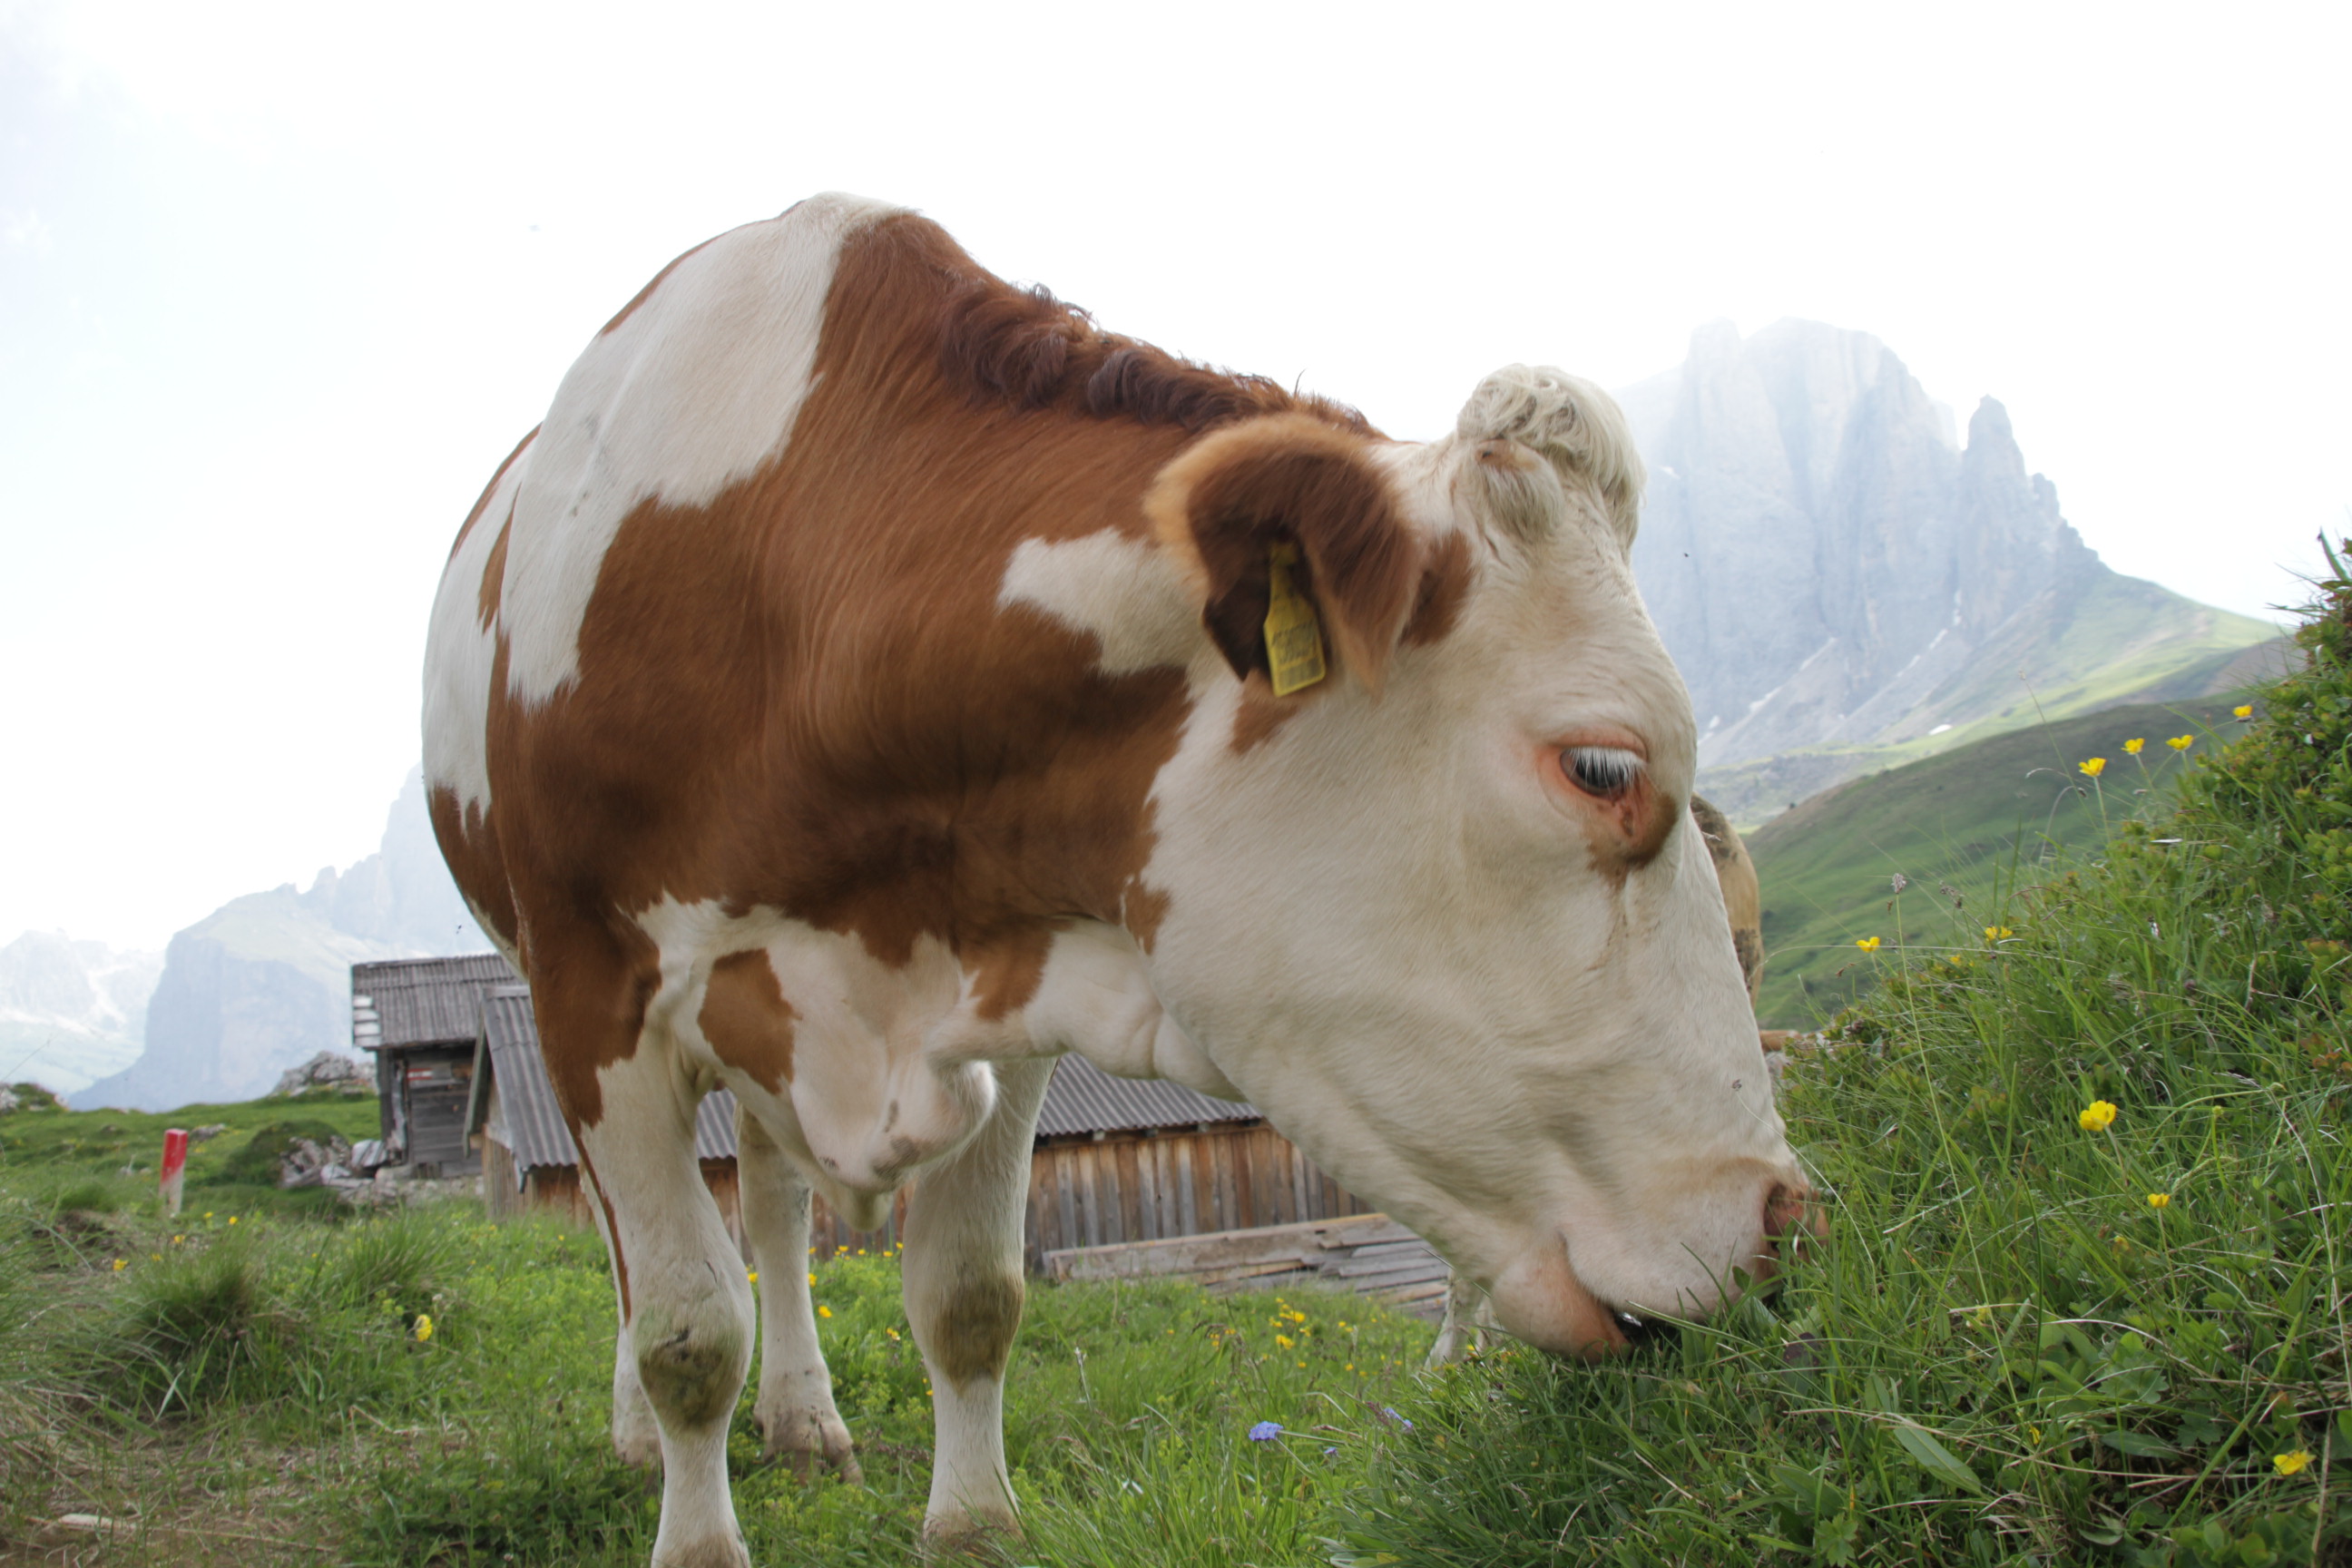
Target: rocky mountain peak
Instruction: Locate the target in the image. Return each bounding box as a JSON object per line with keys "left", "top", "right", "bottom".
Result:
{"left": 1618, "top": 321, "right": 2273, "bottom": 819}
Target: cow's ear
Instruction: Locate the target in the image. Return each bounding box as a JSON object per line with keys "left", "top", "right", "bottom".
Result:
{"left": 1146, "top": 414, "right": 1421, "bottom": 694}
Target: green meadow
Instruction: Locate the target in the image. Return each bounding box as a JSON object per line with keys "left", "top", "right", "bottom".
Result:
{"left": 5, "top": 580, "right": 2348, "bottom": 1564}
{"left": 1748, "top": 694, "right": 2258, "bottom": 1027}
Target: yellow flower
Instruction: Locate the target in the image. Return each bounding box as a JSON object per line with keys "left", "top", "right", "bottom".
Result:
{"left": 1856, "top": 936, "right": 1881, "bottom": 953}
{"left": 2079, "top": 757, "right": 2106, "bottom": 778}
{"left": 228, "top": 1216, "right": 239, "bottom": 1226}
{"left": 413, "top": 1314, "right": 434, "bottom": 1342}
{"left": 111, "top": 1259, "right": 126, "bottom": 1271}
{"left": 2123, "top": 738, "right": 2144, "bottom": 755}
{"left": 2147, "top": 1193, "right": 2171, "bottom": 1209}
{"left": 808, "top": 1272, "right": 817, "bottom": 1286}
{"left": 2233, "top": 705, "right": 2253, "bottom": 720}
{"left": 2274, "top": 1449, "right": 2313, "bottom": 1476}
{"left": 818, "top": 1305, "right": 832, "bottom": 1318}
{"left": 747, "top": 1270, "right": 759, "bottom": 1284}
{"left": 2167, "top": 735, "right": 2194, "bottom": 751}
{"left": 1275, "top": 1334, "right": 1294, "bottom": 1349}
{"left": 1984, "top": 926, "right": 2013, "bottom": 940}
{"left": 2079, "top": 1100, "right": 2119, "bottom": 1132}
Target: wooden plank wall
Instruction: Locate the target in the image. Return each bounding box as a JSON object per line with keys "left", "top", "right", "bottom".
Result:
{"left": 1023, "top": 1125, "right": 1370, "bottom": 1271}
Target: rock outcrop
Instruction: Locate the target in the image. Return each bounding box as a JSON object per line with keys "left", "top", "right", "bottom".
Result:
{"left": 1618, "top": 320, "right": 2277, "bottom": 816}
{"left": 272, "top": 1051, "right": 370, "bottom": 1098}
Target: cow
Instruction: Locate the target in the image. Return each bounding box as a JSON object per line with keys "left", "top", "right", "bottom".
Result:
{"left": 423, "top": 193, "right": 1811, "bottom": 1565}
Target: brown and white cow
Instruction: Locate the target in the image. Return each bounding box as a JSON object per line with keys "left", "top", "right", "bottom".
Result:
{"left": 424, "top": 193, "right": 1809, "bottom": 1565}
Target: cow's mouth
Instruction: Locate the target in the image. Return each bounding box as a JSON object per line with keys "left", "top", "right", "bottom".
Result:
{"left": 1612, "top": 1309, "right": 1677, "bottom": 1348}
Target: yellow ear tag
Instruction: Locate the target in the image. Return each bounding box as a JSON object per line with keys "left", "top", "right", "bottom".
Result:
{"left": 1262, "top": 544, "right": 1328, "bottom": 696}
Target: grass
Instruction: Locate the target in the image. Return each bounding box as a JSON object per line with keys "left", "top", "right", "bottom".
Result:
{"left": 0, "top": 1175, "right": 1435, "bottom": 1563}
{"left": 1747, "top": 695, "right": 2248, "bottom": 1026}
{"left": 0, "top": 1089, "right": 383, "bottom": 1222}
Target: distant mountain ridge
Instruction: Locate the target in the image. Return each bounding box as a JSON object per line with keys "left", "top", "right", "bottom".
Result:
{"left": 1619, "top": 320, "right": 2277, "bottom": 820}
{"left": 76, "top": 769, "right": 485, "bottom": 1111}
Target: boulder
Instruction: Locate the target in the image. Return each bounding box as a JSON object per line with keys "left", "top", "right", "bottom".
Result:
{"left": 272, "top": 1051, "right": 369, "bottom": 1098}
{"left": 279, "top": 1132, "right": 356, "bottom": 1190}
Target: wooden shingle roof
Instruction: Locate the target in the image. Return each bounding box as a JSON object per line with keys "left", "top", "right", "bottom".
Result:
{"left": 352, "top": 953, "right": 517, "bottom": 1052}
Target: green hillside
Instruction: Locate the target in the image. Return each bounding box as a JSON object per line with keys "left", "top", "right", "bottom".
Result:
{"left": 1698, "top": 623, "right": 2288, "bottom": 830}
{"left": 1746, "top": 691, "right": 2259, "bottom": 1025}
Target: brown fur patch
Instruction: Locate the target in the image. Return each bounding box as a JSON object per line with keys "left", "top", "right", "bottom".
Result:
{"left": 968, "top": 927, "right": 1054, "bottom": 1022}
{"left": 1122, "top": 880, "right": 1171, "bottom": 952}
{"left": 699, "top": 949, "right": 796, "bottom": 1093}
{"left": 424, "top": 783, "right": 517, "bottom": 951}
{"left": 927, "top": 1270, "right": 1024, "bottom": 1388}
{"left": 475, "top": 514, "right": 511, "bottom": 631}
{"left": 941, "top": 277, "right": 1371, "bottom": 436}
{"left": 1147, "top": 414, "right": 1423, "bottom": 693}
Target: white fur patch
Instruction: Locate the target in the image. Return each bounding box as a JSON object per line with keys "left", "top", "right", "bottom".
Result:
{"left": 422, "top": 442, "right": 533, "bottom": 818}
{"left": 997, "top": 530, "right": 1199, "bottom": 675}
{"left": 499, "top": 192, "right": 903, "bottom": 707}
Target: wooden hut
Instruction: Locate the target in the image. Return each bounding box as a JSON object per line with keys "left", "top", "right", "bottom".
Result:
{"left": 349, "top": 953, "right": 518, "bottom": 1178}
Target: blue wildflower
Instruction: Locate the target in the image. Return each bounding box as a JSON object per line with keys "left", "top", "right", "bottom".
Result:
{"left": 1248, "top": 1421, "right": 1282, "bottom": 1442}
{"left": 1380, "top": 1406, "right": 1414, "bottom": 1431}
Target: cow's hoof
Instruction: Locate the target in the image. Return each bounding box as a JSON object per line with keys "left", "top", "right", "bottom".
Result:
{"left": 921, "top": 1509, "right": 1018, "bottom": 1563}
{"left": 613, "top": 1425, "right": 663, "bottom": 1470}
{"left": 758, "top": 1404, "right": 863, "bottom": 1484}
{"left": 651, "top": 1537, "right": 750, "bottom": 1568}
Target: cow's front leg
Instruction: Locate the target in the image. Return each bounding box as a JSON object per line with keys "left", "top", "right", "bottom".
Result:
{"left": 737, "top": 1106, "right": 861, "bottom": 1481}
{"left": 899, "top": 1058, "right": 1054, "bottom": 1553}
{"left": 574, "top": 1046, "right": 754, "bottom": 1568}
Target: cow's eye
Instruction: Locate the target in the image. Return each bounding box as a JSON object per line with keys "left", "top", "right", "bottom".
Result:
{"left": 1563, "top": 746, "right": 1642, "bottom": 799}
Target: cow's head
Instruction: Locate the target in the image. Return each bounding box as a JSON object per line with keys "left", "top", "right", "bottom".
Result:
{"left": 1136, "top": 366, "right": 1809, "bottom": 1356}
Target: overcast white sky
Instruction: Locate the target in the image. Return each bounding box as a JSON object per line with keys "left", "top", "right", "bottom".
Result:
{"left": 3, "top": 0, "right": 2347, "bottom": 953}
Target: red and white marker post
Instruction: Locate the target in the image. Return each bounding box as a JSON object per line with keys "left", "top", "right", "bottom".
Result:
{"left": 160, "top": 1128, "right": 189, "bottom": 1218}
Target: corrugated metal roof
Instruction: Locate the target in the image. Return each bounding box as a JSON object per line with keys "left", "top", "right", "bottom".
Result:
{"left": 457, "top": 985, "right": 1257, "bottom": 1180}
{"left": 353, "top": 953, "right": 518, "bottom": 1051}
{"left": 469, "top": 985, "right": 735, "bottom": 1176}
{"left": 1032, "top": 1054, "right": 1259, "bottom": 1137}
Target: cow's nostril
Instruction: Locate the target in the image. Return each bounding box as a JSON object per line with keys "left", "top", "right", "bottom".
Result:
{"left": 1764, "top": 1181, "right": 1822, "bottom": 1256}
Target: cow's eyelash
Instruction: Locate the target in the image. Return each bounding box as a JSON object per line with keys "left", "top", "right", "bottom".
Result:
{"left": 1563, "top": 747, "right": 1642, "bottom": 799}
